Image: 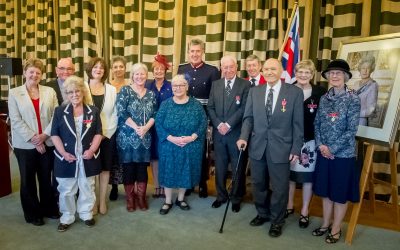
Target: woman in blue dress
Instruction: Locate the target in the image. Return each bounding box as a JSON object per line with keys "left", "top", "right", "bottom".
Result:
{"left": 156, "top": 74, "right": 207, "bottom": 215}
{"left": 116, "top": 63, "right": 157, "bottom": 212}
{"left": 145, "top": 53, "right": 173, "bottom": 198}
{"left": 312, "top": 59, "right": 360, "bottom": 244}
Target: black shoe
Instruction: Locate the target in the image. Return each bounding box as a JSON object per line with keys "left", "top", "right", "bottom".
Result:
{"left": 269, "top": 224, "right": 283, "bottom": 237}
{"left": 284, "top": 208, "right": 294, "bottom": 218}
{"left": 249, "top": 215, "right": 270, "bottom": 226}
{"left": 211, "top": 199, "right": 226, "bottom": 208}
{"left": 199, "top": 186, "right": 208, "bottom": 198}
{"left": 185, "top": 188, "right": 193, "bottom": 196}
{"left": 28, "top": 218, "right": 44, "bottom": 226}
{"left": 231, "top": 203, "right": 241, "bottom": 213}
{"left": 159, "top": 203, "right": 173, "bottom": 215}
{"left": 57, "top": 223, "right": 70, "bottom": 232}
{"left": 175, "top": 198, "right": 191, "bottom": 210}
{"left": 299, "top": 214, "right": 309, "bottom": 228}
{"left": 84, "top": 218, "right": 95, "bottom": 227}
{"left": 45, "top": 213, "right": 60, "bottom": 219}
{"left": 312, "top": 225, "right": 331, "bottom": 236}
{"left": 109, "top": 185, "right": 118, "bottom": 201}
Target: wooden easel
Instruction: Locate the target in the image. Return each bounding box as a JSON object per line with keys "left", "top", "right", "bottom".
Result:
{"left": 345, "top": 143, "right": 400, "bottom": 245}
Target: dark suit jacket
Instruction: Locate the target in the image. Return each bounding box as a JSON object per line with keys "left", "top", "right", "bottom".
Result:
{"left": 207, "top": 77, "right": 250, "bottom": 141}
{"left": 245, "top": 74, "right": 266, "bottom": 85}
{"left": 51, "top": 104, "right": 102, "bottom": 178}
{"left": 46, "top": 79, "right": 64, "bottom": 105}
{"left": 240, "top": 82, "right": 304, "bottom": 163}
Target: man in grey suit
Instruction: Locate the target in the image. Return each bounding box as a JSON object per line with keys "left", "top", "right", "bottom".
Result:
{"left": 237, "top": 58, "right": 303, "bottom": 237}
{"left": 46, "top": 58, "right": 75, "bottom": 105}
{"left": 208, "top": 55, "right": 250, "bottom": 213}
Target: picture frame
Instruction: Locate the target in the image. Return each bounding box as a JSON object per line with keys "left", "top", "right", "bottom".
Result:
{"left": 337, "top": 33, "right": 400, "bottom": 147}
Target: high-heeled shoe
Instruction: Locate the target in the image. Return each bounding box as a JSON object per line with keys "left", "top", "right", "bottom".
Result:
{"left": 312, "top": 225, "right": 331, "bottom": 236}
{"left": 325, "top": 230, "right": 341, "bottom": 244}
{"left": 284, "top": 208, "right": 294, "bottom": 218}
{"left": 298, "top": 214, "right": 309, "bottom": 228}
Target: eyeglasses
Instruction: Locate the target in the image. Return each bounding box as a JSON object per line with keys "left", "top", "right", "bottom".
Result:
{"left": 58, "top": 67, "right": 74, "bottom": 72}
{"left": 66, "top": 90, "right": 81, "bottom": 95}
{"left": 172, "top": 84, "right": 186, "bottom": 89}
{"left": 328, "top": 71, "right": 344, "bottom": 76}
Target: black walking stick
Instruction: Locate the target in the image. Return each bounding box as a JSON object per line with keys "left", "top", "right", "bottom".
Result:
{"left": 219, "top": 145, "right": 245, "bottom": 233}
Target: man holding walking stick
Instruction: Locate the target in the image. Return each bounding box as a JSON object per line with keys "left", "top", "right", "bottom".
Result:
{"left": 237, "top": 58, "right": 303, "bottom": 237}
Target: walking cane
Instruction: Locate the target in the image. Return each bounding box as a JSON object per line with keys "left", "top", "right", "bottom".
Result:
{"left": 219, "top": 145, "right": 245, "bottom": 233}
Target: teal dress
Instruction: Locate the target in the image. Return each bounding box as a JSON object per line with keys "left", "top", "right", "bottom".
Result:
{"left": 156, "top": 97, "right": 207, "bottom": 188}
{"left": 116, "top": 86, "right": 157, "bottom": 163}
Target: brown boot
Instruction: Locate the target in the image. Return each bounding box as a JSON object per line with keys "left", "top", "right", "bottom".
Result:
{"left": 136, "top": 182, "right": 148, "bottom": 211}
{"left": 124, "top": 184, "right": 136, "bottom": 212}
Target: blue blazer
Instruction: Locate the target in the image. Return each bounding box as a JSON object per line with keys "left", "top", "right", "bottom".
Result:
{"left": 51, "top": 103, "right": 102, "bottom": 178}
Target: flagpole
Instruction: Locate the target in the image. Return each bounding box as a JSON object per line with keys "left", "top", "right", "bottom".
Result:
{"left": 278, "top": 1, "right": 299, "bottom": 60}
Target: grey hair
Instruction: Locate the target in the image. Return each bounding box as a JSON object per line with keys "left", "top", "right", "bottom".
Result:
{"left": 358, "top": 55, "right": 376, "bottom": 72}
{"left": 130, "top": 63, "right": 148, "bottom": 79}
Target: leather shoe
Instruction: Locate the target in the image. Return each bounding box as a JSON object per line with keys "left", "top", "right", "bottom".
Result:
{"left": 231, "top": 203, "right": 240, "bottom": 213}
{"left": 57, "top": 223, "right": 70, "bottom": 232}
{"left": 84, "top": 218, "right": 95, "bottom": 227}
{"left": 199, "top": 186, "right": 208, "bottom": 198}
{"left": 211, "top": 199, "right": 226, "bottom": 208}
{"left": 249, "top": 215, "right": 270, "bottom": 226}
{"left": 175, "top": 198, "right": 191, "bottom": 210}
{"left": 28, "top": 218, "right": 44, "bottom": 226}
{"left": 269, "top": 224, "right": 283, "bottom": 237}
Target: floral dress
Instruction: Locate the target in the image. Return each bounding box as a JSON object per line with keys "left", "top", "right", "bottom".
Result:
{"left": 116, "top": 85, "right": 157, "bottom": 163}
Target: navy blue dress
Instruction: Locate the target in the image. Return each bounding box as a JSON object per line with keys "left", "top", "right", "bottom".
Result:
{"left": 156, "top": 97, "right": 207, "bottom": 188}
{"left": 145, "top": 79, "right": 173, "bottom": 159}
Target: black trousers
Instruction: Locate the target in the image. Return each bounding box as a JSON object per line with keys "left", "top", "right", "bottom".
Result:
{"left": 123, "top": 162, "right": 148, "bottom": 184}
{"left": 14, "top": 147, "right": 59, "bottom": 222}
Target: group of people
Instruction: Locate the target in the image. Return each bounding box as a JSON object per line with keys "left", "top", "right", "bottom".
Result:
{"left": 9, "top": 38, "right": 364, "bottom": 244}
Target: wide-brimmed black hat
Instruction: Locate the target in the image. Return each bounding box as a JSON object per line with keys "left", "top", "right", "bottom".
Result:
{"left": 322, "top": 59, "right": 352, "bottom": 79}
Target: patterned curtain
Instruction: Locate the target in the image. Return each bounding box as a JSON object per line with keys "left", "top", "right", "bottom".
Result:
{"left": 1, "top": 0, "right": 400, "bottom": 202}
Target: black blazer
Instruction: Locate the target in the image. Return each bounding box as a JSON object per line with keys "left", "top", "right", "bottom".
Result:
{"left": 303, "top": 85, "right": 326, "bottom": 141}
{"left": 51, "top": 104, "right": 102, "bottom": 178}
{"left": 46, "top": 79, "right": 64, "bottom": 105}
{"left": 207, "top": 77, "right": 250, "bottom": 140}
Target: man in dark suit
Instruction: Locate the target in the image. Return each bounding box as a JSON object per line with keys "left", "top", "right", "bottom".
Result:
{"left": 47, "top": 58, "right": 75, "bottom": 105}
{"left": 178, "top": 38, "right": 220, "bottom": 198}
{"left": 207, "top": 55, "right": 250, "bottom": 213}
{"left": 244, "top": 54, "right": 266, "bottom": 87}
{"left": 237, "top": 58, "right": 303, "bottom": 237}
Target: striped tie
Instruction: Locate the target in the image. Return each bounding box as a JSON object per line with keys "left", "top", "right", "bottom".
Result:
{"left": 225, "top": 80, "right": 232, "bottom": 96}
{"left": 266, "top": 88, "right": 273, "bottom": 124}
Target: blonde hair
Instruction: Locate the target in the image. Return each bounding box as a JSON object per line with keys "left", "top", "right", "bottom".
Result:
{"left": 130, "top": 63, "right": 148, "bottom": 80}
{"left": 63, "top": 76, "right": 91, "bottom": 105}
{"left": 24, "top": 58, "right": 44, "bottom": 73}
{"left": 295, "top": 59, "right": 316, "bottom": 77}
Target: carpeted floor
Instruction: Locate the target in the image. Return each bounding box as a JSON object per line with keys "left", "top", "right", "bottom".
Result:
{"left": 0, "top": 154, "right": 399, "bottom": 250}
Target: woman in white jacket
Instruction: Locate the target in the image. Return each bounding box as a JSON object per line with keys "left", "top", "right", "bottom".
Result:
{"left": 8, "top": 58, "right": 59, "bottom": 225}
{"left": 85, "top": 57, "right": 118, "bottom": 215}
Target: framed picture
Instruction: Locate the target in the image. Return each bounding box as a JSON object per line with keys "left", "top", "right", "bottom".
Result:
{"left": 337, "top": 33, "right": 400, "bottom": 146}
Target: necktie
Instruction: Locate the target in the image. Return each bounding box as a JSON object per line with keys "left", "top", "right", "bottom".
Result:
{"left": 250, "top": 78, "right": 256, "bottom": 87}
{"left": 226, "top": 80, "right": 232, "bottom": 96}
{"left": 266, "top": 88, "right": 273, "bottom": 124}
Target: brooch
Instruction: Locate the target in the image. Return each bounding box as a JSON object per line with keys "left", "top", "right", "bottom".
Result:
{"left": 235, "top": 96, "right": 241, "bottom": 105}
{"left": 307, "top": 100, "right": 317, "bottom": 113}
{"left": 328, "top": 112, "right": 338, "bottom": 122}
{"left": 83, "top": 119, "right": 93, "bottom": 128}
{"left": 281, "top": 98, "right": 287, "bottom": 112}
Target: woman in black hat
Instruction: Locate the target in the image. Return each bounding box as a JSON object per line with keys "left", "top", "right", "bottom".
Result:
{"left": 312, "top": 59, "right": 361, "bottom": 243}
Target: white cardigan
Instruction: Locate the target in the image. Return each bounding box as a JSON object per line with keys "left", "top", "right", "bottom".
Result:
{"left": 8, "top": 84, "right": 58, "bottom": 149}
{"left": 86, "top": 82, "right": 118, "bottom": 139}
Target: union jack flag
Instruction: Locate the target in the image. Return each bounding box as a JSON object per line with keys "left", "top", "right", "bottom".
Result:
{"left": 281, "top": 6, "right": 300, "bottom": 83}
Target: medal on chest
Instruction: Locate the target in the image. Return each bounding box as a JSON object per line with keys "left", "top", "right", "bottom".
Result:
{"left": 235, "top": 95, "right": 241, "bottom": 105}
{"left": 281, "top": 98, "right": 287, "bottom": 112}
{"left": 328, "top": 112, "right": 339, "bottom": 122}
{"left": 307, "top": 100, "right": 317, "bottom": 113}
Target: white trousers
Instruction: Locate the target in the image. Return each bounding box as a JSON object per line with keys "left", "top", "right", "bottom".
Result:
{"left": 56, "top": 173, "right": 96, "bottom": 224}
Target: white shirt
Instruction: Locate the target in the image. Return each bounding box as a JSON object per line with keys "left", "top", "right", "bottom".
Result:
{"left": 265, "top": 81, "right": 282, "bottom": 114}
{"left": 250, "top": 73, "right": 262, "bottom": 86}
{"left": 225, "top": 76, "right": 236, "bottom": 88}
